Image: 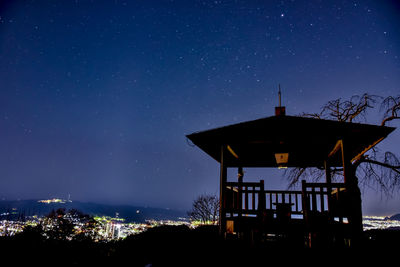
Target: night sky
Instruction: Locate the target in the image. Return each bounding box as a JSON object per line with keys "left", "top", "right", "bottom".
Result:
{"left": 0, "top": 0, "right": 399, "bottom": 215}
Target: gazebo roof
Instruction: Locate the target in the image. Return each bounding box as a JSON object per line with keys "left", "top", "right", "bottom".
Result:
{"left": 186, "top": 115, "right": 395, "bottom": 168}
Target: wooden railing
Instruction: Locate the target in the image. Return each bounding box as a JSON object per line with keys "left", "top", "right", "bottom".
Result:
{"left": 225, "top": 181, "right": 261, "bottom": 216}
{"left": 302, "top": 181, "right": 348, "bottom": 224}
{"left": 224, "top": 180, "right": 347, "bottom": 220}
{"left": 301, "top": 181, "right": 346, "bottom": 212}
{"left": 264, "top": 190, "right": 302, "bottom": 215}
{"left": 225, "top": 180, "right": 302, "bottom": 217}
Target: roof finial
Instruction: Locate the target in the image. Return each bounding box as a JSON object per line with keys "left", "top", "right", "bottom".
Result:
{"left": 278, "top": 83, "right": 282, "bottom": 107}
{"left": 275, "top": 84, "right": 286, "bottom": 116}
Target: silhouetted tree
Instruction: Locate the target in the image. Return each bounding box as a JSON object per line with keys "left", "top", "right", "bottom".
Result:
{"left": 70, "top": 209, "right": 99, "bottom": 241}
{"left": 188, "top": 194, "right": 219, "bottom": 225}
{"left": 18, "top": 224, "right": 44, "bottom": 241}
{"left": 45, "top": 208, "right": 75, "bottom": 240}
{"left": 22, "top": 208, "right": 98, "bottom": 241}
{"left": 286, "top": 94, "right": 400, "bottom": 195}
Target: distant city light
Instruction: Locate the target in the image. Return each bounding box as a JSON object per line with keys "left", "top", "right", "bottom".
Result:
{"left": 363, "top": 216, "right": 400, "bottom": 231}
{"left": 0, "top": 213, "right": 398, "bottom": 240}
{"left": 38, "top": 198, "right": 72, "bottom": 204}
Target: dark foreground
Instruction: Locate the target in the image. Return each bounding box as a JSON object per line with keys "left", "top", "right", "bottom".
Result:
{"left": 1, "top": 226, "right": 399, "bottom": 266}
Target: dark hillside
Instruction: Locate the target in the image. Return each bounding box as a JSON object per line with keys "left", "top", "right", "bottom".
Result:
{"left": 387, "top": 213, "right": 400, "bottom": 221}
{"left": 1, "top": 226, "right": 399, "bottom": 266}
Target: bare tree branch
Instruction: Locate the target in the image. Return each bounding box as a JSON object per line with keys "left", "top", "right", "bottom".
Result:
{"left": 301, "top": 94, "right": 380, "bottom": 123}
{"left": 288, "top": 94, "right": 400, "bottom": 195}
{"left": 361, "top": 159, "right": 400, "bottom": 174}
{"left": 356, "top": 151, "right": 400, "bottom": 196}
{"left": 381, "top": 95, "right": 400, "bottom": 126}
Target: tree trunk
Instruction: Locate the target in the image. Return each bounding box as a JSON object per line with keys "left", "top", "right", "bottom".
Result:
{"left": 347, "top": 164, "right": 364, "bottom": 247}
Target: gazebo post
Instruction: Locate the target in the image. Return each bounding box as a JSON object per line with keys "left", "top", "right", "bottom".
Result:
{"left": 219, "top": 145, "right": 227, "bottom": 235}
{"left": 324, "top": 160, "right": 332, "bottom": 184}
{"left": 238, "top": 167, "right": 243, "bottom": 219}
{"left": 340, "top": 139, "right": 352, "bottom": 185}
{"left": 324, "top": 160, "right": 332, "bottom": 217}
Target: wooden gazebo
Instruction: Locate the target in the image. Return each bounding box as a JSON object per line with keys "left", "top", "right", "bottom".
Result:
{"left": 187, "top": 108, "right": 395, "bottom": 247}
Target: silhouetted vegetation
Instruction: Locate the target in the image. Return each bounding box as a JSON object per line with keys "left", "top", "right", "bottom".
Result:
{"left": 187, "top": 194, "right": 219, "bottom": 224}
{"left": 0, "top": 222, "right": 399, "bottom": 266}
{"left": 19, "top": 208, "right": 100, "bottom": 242}
{"left": 44, "top": 208, "right": 75, "bottom": 240}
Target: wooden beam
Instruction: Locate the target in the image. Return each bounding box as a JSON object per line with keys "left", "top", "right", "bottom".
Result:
{"left": 351, "top": 136, "right": 385, "bottom": 163}
{"left": 330, "top": 136, "right": 386, "bottom": 164}
{"left": 340, "top": 139, "right": 352, "bottom": 185}
{"left": 328, "top": 140, "right": 342, "bottom": 158}
{"left": 227, "top": 145, "right": 239, "bottom": 159}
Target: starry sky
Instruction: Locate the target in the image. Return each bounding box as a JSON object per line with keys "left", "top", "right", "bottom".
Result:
{"left": 0, "top": 0, "right": 399, "bottom": 215}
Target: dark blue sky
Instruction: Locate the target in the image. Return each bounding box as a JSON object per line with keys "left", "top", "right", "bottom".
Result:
{"left": 0, "top": 0, "right": 399, "bottom": 215}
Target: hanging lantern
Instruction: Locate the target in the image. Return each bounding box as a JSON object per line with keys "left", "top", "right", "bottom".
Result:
{"left": 275, "top": 153, "right": 289, "bottom": 169}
